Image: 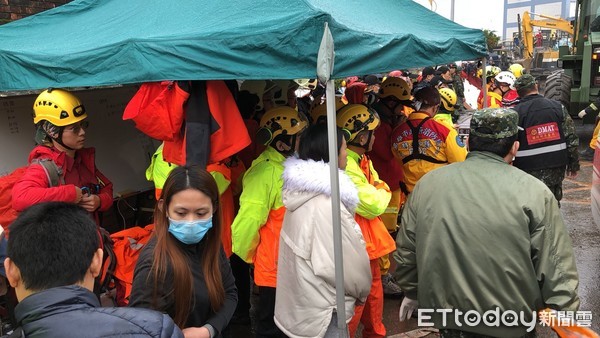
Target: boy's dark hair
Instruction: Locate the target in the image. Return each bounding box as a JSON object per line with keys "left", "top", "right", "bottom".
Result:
{"left": 298, "top": 124, "right": 345, "bottom": 163}
{"left": 8, "top": 202, "right": 99, "bottom": 291}
{"left": 468, "top": 133, "right": 518, "bottom": 157}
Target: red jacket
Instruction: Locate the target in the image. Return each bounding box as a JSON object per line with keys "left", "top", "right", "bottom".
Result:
{"left": 12, "top": 145, "right": 113, "bottom": 225}
{"left": 370, "top": 122, "right": 404, "bottom": 191}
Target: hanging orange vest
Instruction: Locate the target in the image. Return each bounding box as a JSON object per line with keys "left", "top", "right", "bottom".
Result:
{"left": 162, "top": 80, "right": 251, "bottom": 166}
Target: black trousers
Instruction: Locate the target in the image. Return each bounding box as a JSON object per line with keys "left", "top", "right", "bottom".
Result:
{"left": 230, "top": 254, "right": 250, "bottom": 317}
{"left": 256, "top": 286, "right": 286, "bottom": 338}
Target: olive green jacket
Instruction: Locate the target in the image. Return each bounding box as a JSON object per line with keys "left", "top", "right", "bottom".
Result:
{"left": 394, "top": 151, "right": 579, "bottom": 337}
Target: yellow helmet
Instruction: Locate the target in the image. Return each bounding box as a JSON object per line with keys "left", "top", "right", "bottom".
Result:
{"left": 33, "top": 89, "right": 87, "bottom": 126}
{"left": 477, "top": 66, "right": 501, "bottom": 79}
{"left": 438, "top": 88, "right": 458, "bottom": 112}
{"left": 336, "top": 104, "right": 380, "bottom": 141}
{"left": 271, "top": 80, "right": 297, "bottom": 107}
{"left": 258, "top": 106, "right": 308, "bottom": 145}
{"left": 378, "top": 77, "right": 411, "bottom": 101}
{"left": 509, "top": 63, "right": 524, "bottom": 78}
{"left": 310, "top": 97, "right": 345, "bottom": 124}
{"left": 294, "top": 79, "right": 318, "bottom": 90}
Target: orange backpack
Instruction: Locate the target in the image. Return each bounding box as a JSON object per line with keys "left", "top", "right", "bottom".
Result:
{"left": 107, "top": 224, "right": 155, "bottom": 306}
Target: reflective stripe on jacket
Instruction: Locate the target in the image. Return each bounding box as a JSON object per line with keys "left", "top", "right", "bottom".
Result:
{"left": 513, "top": 94, "right": 568, "bottom": 171}
{"left": 345, "top": 150, "right": 395, "bottom": 260}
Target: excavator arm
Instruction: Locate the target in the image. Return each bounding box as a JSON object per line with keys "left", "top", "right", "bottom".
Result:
{"left": 521, "top": 11, "right": 574, "bottom": 60}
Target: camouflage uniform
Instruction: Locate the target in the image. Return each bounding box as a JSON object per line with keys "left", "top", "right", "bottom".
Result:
{"left": 470, "top": 107, "right": 519, "bottom": 139}
{"left": 451, "top": 69, "right": 466, "bottom": 123}
{"left": 512, "top": 74, "right": 580, "bottom": 203}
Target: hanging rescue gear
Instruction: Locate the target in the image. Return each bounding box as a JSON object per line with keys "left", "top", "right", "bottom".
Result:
{"left": 123, "top": 81, "right": 189, "bottom": 141}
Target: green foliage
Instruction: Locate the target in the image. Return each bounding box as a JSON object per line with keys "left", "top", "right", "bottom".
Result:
{"left": 482, "top": 29, "right": 501, "bottom": 51}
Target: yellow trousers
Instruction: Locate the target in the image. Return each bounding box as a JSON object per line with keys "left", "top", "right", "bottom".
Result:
{"left": 379, "top": 189, "right": 405, "bottom": 275}
{"left": 590, "top": 121, "right": 600, "bottom": 149}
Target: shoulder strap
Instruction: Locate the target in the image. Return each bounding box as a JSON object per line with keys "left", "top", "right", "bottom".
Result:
{"left": 31, "top": 159, "right": 64, "bottom": 187}
{"left": 402, "top": 117, "right": 448, "bottom": 165}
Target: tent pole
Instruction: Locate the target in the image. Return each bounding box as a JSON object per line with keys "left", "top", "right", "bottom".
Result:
{"left": 325, "top": 79, "right": 348, "bottom": 335}
{"left": 481, "top": 57, "right": 488, "bottom": 108}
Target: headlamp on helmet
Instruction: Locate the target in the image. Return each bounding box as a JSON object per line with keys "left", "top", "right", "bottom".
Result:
{"left": 33, "top": 88, "right": 87, "bottom": 127}
{"left": 257, "top": 106, "right": 308, "bottom": 145}
{"left": 336, "top": 104, "right": 380, "bottom": 142}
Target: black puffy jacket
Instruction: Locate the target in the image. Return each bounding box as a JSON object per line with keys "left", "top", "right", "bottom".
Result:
{"left": 13, "top": 285, "right": 183, "bottom": 338}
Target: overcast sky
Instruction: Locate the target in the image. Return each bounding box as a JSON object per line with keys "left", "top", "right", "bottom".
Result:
{"left": 412, "top": 0, "right": 505, "bottom": 37}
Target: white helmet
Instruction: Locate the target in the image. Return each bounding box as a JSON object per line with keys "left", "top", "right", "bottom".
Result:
{"left": 495, "top": 71, "right": 516, "bottom": 89}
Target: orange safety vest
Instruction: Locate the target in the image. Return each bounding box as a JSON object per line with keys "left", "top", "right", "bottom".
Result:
{"left": 355, "top": 156, "right": 396, "bottom": 260}
{"left": 254, "top": 207, "right": 286, "bottom": 287}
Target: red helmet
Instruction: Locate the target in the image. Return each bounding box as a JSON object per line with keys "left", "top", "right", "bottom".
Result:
{"left": 388, "top": 70, "right": 404, "bottom": 78}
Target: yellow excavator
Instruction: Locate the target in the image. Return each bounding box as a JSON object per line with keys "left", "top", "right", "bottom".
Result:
{"left": 518, "top": 11, "right": 574, "bottom": 71}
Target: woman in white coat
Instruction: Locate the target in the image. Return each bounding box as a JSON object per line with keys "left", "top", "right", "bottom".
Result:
{"left": 274, "top": 123, "right": 372, "bottom": 338}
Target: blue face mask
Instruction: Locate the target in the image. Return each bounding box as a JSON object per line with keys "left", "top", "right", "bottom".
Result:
{"left": 168, "top": 216, "right": 213, "bottom": 245}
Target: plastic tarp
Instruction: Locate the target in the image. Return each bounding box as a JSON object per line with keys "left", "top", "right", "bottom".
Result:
{"left": 0, "top": 0, "right": 486, "bottom": 91}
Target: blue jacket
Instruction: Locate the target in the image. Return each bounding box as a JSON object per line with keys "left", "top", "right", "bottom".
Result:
{"left": 14, "top": 285, "right": 183, "bottom": 338}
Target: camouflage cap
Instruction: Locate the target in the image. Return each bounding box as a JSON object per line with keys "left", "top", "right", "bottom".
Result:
{"left": 470, "top": 108, "right": 520, "bottom": 139}
{"left": 514, "top": 73, "right": 536, "bottom": 91}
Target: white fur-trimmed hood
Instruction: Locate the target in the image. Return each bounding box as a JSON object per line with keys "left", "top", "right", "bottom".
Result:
{"left": 282, "top": 157, "right": 359, "bottom": 212}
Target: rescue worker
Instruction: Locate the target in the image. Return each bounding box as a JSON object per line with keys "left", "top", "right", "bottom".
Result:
{"left": 391, "top": 86, "right": 467, "bottom": 194}
{"left": 476, "top": 66, "right": 501, "bottom": 109}
{"left": 394, "top": 108, "right": 579, "bottom": 337}
{"left": 435, "top": 87, "right": 459, "bottom": 127}
{"left": 494, "top": 71, "right": 519, "bottom": 108}
{"left": 337, "top": 104, "right": 396, "bottom": 338}
{"left": 12, "top": 89, "right": 113, "bottom": 226}
{"left": 513, "top": 74, "right": 580, "bottom": 203}
{"left": 448, "top": 63, "right": 470, "bottom": 110}
{"left": 370, "top": 77, "right": 414, "bottom": 298}
{"left": 413, "top": 66, "right": 436, "bottom": 94}
{"left": 231, "top": 106, "right": 308, "bottom": 338}
{"left": 509, "top": 63, "right": 525, "bottom": 78}
{"left": 577, "top": 98, "right": 600, "bottom": 161}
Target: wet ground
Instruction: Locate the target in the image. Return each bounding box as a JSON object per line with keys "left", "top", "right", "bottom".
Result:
{"left": 231, "top": 123, "right": 600, "bottom": 337}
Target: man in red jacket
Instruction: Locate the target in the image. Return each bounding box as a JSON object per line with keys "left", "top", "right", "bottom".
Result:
{"left": 12, "top": 89, "right": 113, "bottom": 226}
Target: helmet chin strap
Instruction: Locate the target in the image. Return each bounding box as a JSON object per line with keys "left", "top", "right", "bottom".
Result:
{"left": 348, "top": 130, "right": 373, "bottom": 151}
{"left": 52, "top": 128, "right": 75, "bottom": 151}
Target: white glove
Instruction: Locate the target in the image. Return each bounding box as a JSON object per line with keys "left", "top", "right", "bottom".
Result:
{"left": 578, "top": 109, "right": 587, "bottom": 118}
{"left": 398, "top": 296, "right": 418, "bottom": 321}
